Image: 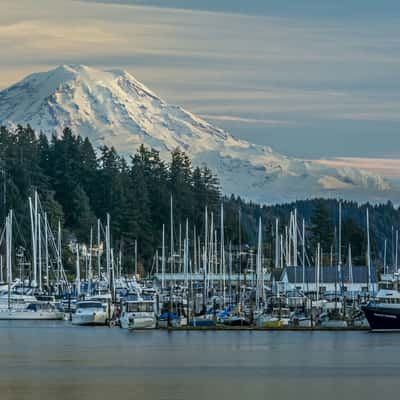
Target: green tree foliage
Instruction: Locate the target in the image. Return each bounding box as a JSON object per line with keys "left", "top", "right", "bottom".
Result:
{"left": 0, "top": 125, "right": 398, "bottom": 273}
{"left": 310, "top": 200, "right": 334, "bottom": 252}
{"left": 0, "top": 126, "right": 223, "bottom": 271}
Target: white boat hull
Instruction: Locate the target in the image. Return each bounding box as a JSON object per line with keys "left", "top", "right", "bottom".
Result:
{"left": 128, "top": 317, "right": 157, "bottom": 329}
{"left": 0, "top": 309, "right": 64, "bottom": 320}
{"left": 72, "top": 312, "right": 108, "bottom": 326}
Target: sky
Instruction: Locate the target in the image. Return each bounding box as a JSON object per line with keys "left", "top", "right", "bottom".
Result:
{"left": 1, "top": 0, "right": 400, "bottom": 176}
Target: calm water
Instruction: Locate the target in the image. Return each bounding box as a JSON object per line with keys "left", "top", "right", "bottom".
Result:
{"left": 1, "top": 322, "right": 400, "bottom": 400}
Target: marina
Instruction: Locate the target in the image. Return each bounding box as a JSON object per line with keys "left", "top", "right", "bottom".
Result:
{"left": 0, "top": 191, "right": 399, "bottom": 331}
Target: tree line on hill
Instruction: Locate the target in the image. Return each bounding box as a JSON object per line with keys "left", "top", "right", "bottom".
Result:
{"left": 0, "top": 125, "right": 399, "bottom": 274}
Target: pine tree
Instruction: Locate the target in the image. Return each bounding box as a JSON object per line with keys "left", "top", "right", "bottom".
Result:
{"left": 310, "top": 200, "right": 334, "bottom": 252}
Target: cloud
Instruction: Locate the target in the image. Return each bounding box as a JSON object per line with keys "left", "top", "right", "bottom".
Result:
{"left": 1, "top": 0, "right": 400, "bottom": 159}
{"left": 313, "top": 158, "right": 400, "bottom": 179}
{"left": 0, "top": 21, "right": 125, "bottom": 54}
{"left": 201, "top": 114, "right": 293, "bottom": 126}
{"left": 335, "top": 112, "right": 400, "bottom": 122}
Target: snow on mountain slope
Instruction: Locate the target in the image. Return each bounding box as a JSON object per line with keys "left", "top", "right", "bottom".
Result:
{"left": 0, "top": 64, "right": 397, "bottom": 204}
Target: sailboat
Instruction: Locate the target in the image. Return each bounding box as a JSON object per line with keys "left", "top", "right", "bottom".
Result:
{"left": 361, "top": 209, "right": 400, "bottom": 330}
{"left": 0, "top": 210, "right": 64, "bottom": 320}
{"left": 0, "top": 301, "right": 64, "bottom": 320}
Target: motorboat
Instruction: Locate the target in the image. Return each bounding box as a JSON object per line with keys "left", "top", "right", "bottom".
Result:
{"left": 72, "top": 300, "right": 110, "bottom": 326}
{"left": 361, "top": 289, "right": 400, "bottom": 331}
{"left": 120, "top": 299, "right": 157, "bottom": 329}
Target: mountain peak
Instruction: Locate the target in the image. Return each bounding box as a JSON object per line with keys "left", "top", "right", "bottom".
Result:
{"left": 0, "top": 65, "right": 398, "bottom": 204}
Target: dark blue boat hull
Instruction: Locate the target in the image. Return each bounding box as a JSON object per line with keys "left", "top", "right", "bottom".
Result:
{"left": 362, "top": 304, "right": 400, "bottom": 331}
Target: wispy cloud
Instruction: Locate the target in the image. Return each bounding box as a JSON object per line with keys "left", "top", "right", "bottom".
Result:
{"left": 1, "top": 0, "right": 400, "bottom": 159}
{"left": 313, "top": 158, "right": 400, "bottom": 179}
{"left": 0, "top": 21, "right": 125, "bottom": 54}
{"left": 201, "top": 114, "right": 294, "bottom": 126}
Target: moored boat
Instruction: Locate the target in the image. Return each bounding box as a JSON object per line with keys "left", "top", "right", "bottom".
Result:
{"left": 72, "top": 300, "right": 109, "bottom": 326}
{"left": 361, "top": 289, "right": 400, "bottom": 331}
{"left": 0, "top": 302, "right": 64, "bottom": 320}
{"left": 120, "top": 299, "right": 157, "bottom": 329}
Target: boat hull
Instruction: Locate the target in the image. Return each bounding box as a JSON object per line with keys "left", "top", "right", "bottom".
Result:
{"left": 0, "top": 310, "right": 64, "bottom": 320}
{"left": 362, "top": 304, "right": 400, "bottom": 331}
{"left": 128, "top": 317, "right": 157, "bottom": 329}
{"left": 188, "top": 318, "right": 216, "bottom": 327}
{"left": 223, "top": 317, "right": 250, "bottom": 327}
{"left": 71, "top": 312, "right": 108, "bottom": 326}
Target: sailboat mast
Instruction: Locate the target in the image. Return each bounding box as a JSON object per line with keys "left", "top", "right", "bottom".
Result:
{"left": 29, "top": 197, "right": 37, "bottom": 287}
{"left": 316, "top": 243, "right": 320, "bottom": 301}
{"left": 384, "top": 239, "right": 387, "bottom": 275}
{"left": 179, "top": 223, "right": 182, "bottom": 274}
{"left": 302, "top": 218, "right": 305, "bottom": 287}
{"left": 193, "top": 226, "right": 197, "bottom": 274}
{"left": 293, "top": 209, "right": 297, "bottom": 266}
{"left": 57, "top": 220, "right": 62, "bottom": 294}
{"left": 76, "top": 244, "right": 81, "bottom": 297}
{"left": 44, "top": 213, "right": 49, "bottom": 290}
{"left": 6, "top": 210, "right": 13, "bottom": 310}
{"left": 348, "top": 244, "right": 353, "bottom": 285}
{"left": 338, "top": 201, "right": 342, "bottom": 292}
{"left": 396, "top": 230, "right": 398, "bottom": 272}
{"left": 204, "top": 206, "right": 208, "bottom": 295}
{"left": 220, "top": 203, "right": 225, "bottom": 306}
{"left": 184, "top": 219, "right": 189, "bottom": 287}
{"left": 275, "top": 218, "right": 279, "bottom": 269}
{"left": 134, "top": 239, "right": 138, "bottom": 277}
{"left": 38, "top": 214, "right": 42, "bottom": 292}
{"left": 161, "top": 224, "right": 165, "bottom": 289}
{"left": 170, "top": 195, "right": 174, "bottom": 276}
{"left": 97, "top": 219, "right": 101, "bottom": 286}
{"left": 106, "top": 213, "right": 111, "bottom": 289}
{"left": 256, "top": 216, "right": 262, "bottom": 310}
{"left": 366, "top": 208, "right": 373, "bottom": 294}
{"left": 34, "top": 191, "right": 38, "bottom": 287}
{"left": 89, "top": 227, "right": 93, "bottom": 294}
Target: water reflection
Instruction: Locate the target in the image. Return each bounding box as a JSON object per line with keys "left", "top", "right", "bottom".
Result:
{"left": 0, "top": 322, "right": 399, "bottom": 400}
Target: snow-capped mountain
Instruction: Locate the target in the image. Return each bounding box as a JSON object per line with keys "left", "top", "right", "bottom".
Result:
{"left": 0, "top": 64, "right": 397, "bottom": 204}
